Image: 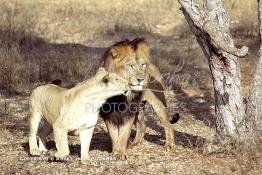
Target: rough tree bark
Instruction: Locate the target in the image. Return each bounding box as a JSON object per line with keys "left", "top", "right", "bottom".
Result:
{"left": 178, "top": 0, "right": 249, "bottom": 141}
{"left": 247, "top": 0, "right": 262, "bottom": 141}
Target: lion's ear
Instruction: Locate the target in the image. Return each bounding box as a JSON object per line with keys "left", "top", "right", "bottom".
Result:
{"left": 110, "top": 47, "right": 118, "bottom": 58}
{"left": 136, "top": 41, "right": 149, "bottom": 52}
{"left": 110, "top": 46, "right": 128, "bottom": 63}
{"left": 134, "top": 40, "right": 150, "bottom": 62}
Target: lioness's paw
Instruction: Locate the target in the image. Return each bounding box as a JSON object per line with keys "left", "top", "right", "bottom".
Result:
{"left": 164, "top": 143, "right": 175, "bottom": 151}
{"left": 80, "top": 154, "right": 91, "bottom": 165}
{"left": 81, "top": 158, "right": 92, "bottom": 165}
{"left": 30, "top": 149, "right": 42, "bottom": 156}
{"left": 53, "top": 156, "right": 69, "bottom": 162}
{"left": 38, "top": 148, "right": 48, "bottom": 153}
{"left": 54, "top": 152, "right": 69, "bottom": 161}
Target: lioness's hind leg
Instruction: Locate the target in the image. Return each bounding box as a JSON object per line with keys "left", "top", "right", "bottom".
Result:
{"left": 38, "top": 120, "right": 52, "bottom": 152}
{"left": 29, "top": 111, "right": 42, "bottom": 156}
{"left": 53, "top": 126, "right": 69, "bottom": 159}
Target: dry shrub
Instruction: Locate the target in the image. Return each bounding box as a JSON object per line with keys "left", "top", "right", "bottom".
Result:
{"left": 0, "top": 0, "right": 258, "bottom": 43}
{"left": 0, "top": 29, "right": 99, "bottom": 95}
{"left": 0, "top": 3, "right": 99, "bottom": 96}
{"left": 226, "top": 0, "right": 258, "bottom": 36}
{"left": 0, "top": 30, "right": 41, "bottom": 94}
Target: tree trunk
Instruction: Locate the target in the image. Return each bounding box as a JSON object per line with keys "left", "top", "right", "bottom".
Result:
{"left": 247, "top": 0, "right": 262, "bottom": 141}
{"left": 178, "top": 0, "right": 249, "bottom": 141}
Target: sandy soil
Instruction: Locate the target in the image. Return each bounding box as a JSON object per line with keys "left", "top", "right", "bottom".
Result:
{"left": 0, "top": 36, "right": 260, "bottom": 174}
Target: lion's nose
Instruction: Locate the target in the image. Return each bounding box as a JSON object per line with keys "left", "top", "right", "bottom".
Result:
{"left": 137, "top": 78, "right": 144, "bottom": 83}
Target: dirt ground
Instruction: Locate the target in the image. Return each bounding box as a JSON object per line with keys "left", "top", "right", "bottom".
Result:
{"left": 0, "top": 35, "right": 261, "bottom": 175}
{"left": 0, "top": 1, "right": 262, "bottom": 175}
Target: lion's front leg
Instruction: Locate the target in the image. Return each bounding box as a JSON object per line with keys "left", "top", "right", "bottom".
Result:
{"left": 105, "top": 116, "right": 135, "bottom": 160}
{"left": 79, "top": 127, "right": 95, "bottom": 165}
{"left": 128, "top": 111, "right": 146, "bottom": 149}
{"left": 114, "top": 117, "right": 135, "bottom": 160}
{"left": 155, "top": 106, "right": 175, "bottom": 151}
{"left": 143, "top": 90, "right": 175, "bottom": 151}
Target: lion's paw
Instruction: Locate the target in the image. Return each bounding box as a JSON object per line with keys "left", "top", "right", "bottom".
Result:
{"left": 113, "top": 151, "right": 127, "bottom": 160}
{"left": 164, "top": 142, "right": 175, "bottom": 151}
{"left": 127, "top": 141, "right": 140, "bottom": 149}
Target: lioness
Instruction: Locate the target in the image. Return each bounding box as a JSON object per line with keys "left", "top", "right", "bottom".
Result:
{"left": 29, "top": 67, "right": 129, "bottom": 164}
{"left": 100, "top": 38, "right": 179, "bottom": 159}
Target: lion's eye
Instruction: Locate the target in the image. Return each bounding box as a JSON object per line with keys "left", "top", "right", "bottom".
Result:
{"left": 142, "top": 63, "right": 146, "bottom": 69}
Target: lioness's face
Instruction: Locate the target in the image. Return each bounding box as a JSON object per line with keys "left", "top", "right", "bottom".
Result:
{"left": 106, "top": 72, "right": 130, "bottom": 92}
{"left": 95, "top": 67, "right": 130, "bottom": 96}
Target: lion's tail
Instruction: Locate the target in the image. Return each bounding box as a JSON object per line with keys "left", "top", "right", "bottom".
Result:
{"left": 170, "top": 113, "right": 180, "bottom": 124}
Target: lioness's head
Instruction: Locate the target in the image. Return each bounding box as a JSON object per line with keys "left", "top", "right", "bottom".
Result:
{"left": 94, "top": 67, "right": 130, "bottom": 96}
{"left": 102, "top": 38, "right": 150, "bottom": 92}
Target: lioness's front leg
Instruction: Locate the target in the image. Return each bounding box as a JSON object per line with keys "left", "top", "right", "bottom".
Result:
{"left": 80, "top": 127, "right": 95, "bottom": 165}
{"left": 53, "top": 126, "right": 69, "bottom": 159}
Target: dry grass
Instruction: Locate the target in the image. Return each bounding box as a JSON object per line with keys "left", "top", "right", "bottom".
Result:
{"left": 0, "top": 0, "right": 258, "bottom": 42}
{"left": 0, "top": 0, "right": 261, "bottom": 174}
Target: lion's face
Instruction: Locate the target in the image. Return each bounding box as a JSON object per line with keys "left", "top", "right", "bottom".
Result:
{"left": 102, "top": 38, "right": 151, "bottom": 92}
{"left": 117, "top": 59, "right": 149, "bottom": 91}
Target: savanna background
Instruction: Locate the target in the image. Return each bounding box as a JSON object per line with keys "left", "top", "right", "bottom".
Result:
{"left": 0, "top": 0, "right": 261, "bottom": 174}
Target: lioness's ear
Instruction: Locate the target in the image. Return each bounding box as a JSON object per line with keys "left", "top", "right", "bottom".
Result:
{"left": 95, "top": 67, "right": 108, "bottom": 79}
{"left": 101, "top": 74, "right": 109, "bottom": 84}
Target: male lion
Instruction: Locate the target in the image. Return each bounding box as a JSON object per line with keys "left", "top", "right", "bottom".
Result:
{"left": 100, "top": 38, "right": 179, "bottom": 159}
{"left": 29, "top": 67, "right": 129, "bottom": 164}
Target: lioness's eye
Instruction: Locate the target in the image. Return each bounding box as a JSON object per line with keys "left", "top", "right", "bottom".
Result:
{"left": 142, "top": 63, "right": 146, "bottom": 69}
{"left": 128, "top": 64, "right": 134, "bottom": 69}
{"left": 102, "top": 77, "right": 109, "bottom": 84}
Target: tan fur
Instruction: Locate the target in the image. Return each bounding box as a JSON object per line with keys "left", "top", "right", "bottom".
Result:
{"left": 28, "top": 67, "right": 130, "bottom": 164}
{"left": 101, "top": 38, "right": 175, "bottom": 159}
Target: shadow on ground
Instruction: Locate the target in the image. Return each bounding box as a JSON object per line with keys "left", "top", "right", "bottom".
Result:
{"left": 5, "top": 26, "right": 260, "bottom": 151}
